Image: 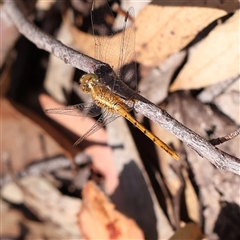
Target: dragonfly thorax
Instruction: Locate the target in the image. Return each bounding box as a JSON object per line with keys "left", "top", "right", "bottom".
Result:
{"left": 80, "top": 73, "right": 99, "bottom": 93}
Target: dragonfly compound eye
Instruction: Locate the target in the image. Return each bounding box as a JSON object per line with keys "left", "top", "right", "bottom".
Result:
{"left": 79, "top": 74, "right": 99, "bottom": 93}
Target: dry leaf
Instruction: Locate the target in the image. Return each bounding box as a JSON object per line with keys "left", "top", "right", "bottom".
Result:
{"left": 213, "top": 77, "right": 240, "bottom": 125}
{"left": 0, "top": 56, "right": 12, "bottom": 96}
{"left": 170, "top": 10, "right": 240, "bottom": 91}
{"left": 0, "top": 97, "right": 66, "bottom": 173}
{"left": 139, "top": 51, "right": 186, "bottom": 104}
{"left": 44, "top": 22, "right": 75, "bottom": 104}
{"left": 0, "top": 7, "right": 19, "bottom": 67}
{"left": 68, "top": 2, "right": 228, "bottom": 68}
{"left": 36, "top": 0, "right": 55, "bottom": 11}
{"left": 167, "top": 92, "right": 240, "bottom": 237}
{"left": 154, "top": 0, "right": 239, "bottom": 13}
{"left": 78, "top": 181, "right": 144, "bottom": 239}
{"left": 14, "top": 176, "right": 81, "bottom": 237}
{"left": 182, "top": 168, "right": 199, "bottom": 223}
{"left": 135, "top": 4, "right": 226, "bottom": 66}
{"left": 198, "top": 76, "right": 240, "bottom": 124}
{"left": 106, "top": 117, "right": 174, "bottom": 239}
{"left": 1, "top": 209, "right": 23, "bottom": 238}
{"left": 67, "top": 24, "right": 95, "bottom": 58}
{"left": 169, "top": 222, "right": 203, "bottom": 240}
{"left": 1, "top": 208, "right": 77, "bottom": 239}
{"left": 1, "top": 182, "right": 24, "bottom": 204}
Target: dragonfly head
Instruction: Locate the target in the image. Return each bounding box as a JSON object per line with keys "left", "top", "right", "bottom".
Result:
{"left": 79, "top": 74, "right": 99, "bottom": 93}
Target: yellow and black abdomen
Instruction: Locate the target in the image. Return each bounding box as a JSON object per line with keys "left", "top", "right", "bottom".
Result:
{"left": 91, "top": 84, "right": 179, "bottom": 160}
{"left": 115, "top": 104, "right": 180, "bottom": 160}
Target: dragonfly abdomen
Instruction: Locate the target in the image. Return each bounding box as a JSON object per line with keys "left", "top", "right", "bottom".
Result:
{"left": 90, "top": 83, "right": 179, "bottom": 160}
{"left": 115, "top": 105, "right": 180, "bottom": 160}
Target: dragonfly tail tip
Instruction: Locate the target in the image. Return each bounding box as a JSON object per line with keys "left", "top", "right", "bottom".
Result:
{"left": 174, "top": 154, "right": 180, "bottom": 161}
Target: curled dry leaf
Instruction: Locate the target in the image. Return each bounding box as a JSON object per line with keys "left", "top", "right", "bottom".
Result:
{"left": 78, "top": 181, "right": 144, "bottom": 239}
{"left": 22, "top": 177, "right": 81, "bottom": 237}
{"left": 170, "top": 10, "right": 240, "bottom": 91}
{"left": 68, "top": 3, "right": 226, "bottom": 67}
{"left": 3, "top": 176, "right": 81, "bottom": 238}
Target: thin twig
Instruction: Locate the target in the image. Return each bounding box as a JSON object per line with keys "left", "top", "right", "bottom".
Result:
{"left": 3, "top": 0, "right": 240, "bottom": 175}
{"left": 3, "top": 0, "right": 103, "bottom": 73}
{"left": 0, "top": 153, "right": 91, "bottom": 187}
{"left": 135, "top": 101, "right": 240, "bottom": 175}
{"left": 210, "top": 128, "right": 240, "bottom": 146}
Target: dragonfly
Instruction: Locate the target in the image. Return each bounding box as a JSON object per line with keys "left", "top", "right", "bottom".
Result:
{"left": 45, "top": 0, "right": 179, "bottom": 161}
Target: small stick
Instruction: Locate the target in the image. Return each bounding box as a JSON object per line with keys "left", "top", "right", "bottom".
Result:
{"left": 210, "top": 128, "right": 240, "bottom": 146}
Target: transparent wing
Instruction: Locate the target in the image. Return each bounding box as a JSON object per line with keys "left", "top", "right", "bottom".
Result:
{"left": 44, "top": 102, "right": 102, "bottom": 117}
{"left": 91, "top": 0, "right": 115, "bottom": 67}
{"left": 73, "top": 110, "right": 120, "bottom": 146}
{"left": 91, "top": 1, "right": 137, "bottom": 98}
{"left": 118, "top": 7, "right": 137, "bottom": 92}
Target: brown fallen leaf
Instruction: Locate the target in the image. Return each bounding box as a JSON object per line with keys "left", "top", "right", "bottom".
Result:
{"left": 0, "top": 55, "right": 12, "bottom": 97}
{"left": 2, "top": 176, "right": 81, "bottom": 238}
{"left": 68, "top": 2, "right": 227, "bottom": 67}
{"left": 36, "top": 0, "right": 55, "bottom": 11}
{"left": 135, "top": 3, "right": 226, "bottom": 66}
{"left": 169, "top": 222, "right": 203, "bottom": 240}
{"left": 167, "top": 92, "right": 240, "bottom": 238}
{"left": 1, "top": 208, "right": 78, "bottom": 239}
{"left": 170, "top": 10, "right": 239, "bottom": 91}
{"left": 0, "top": 97, "right": 69, "bottom": 173}
{"left": 44, "top": 22, "right": 75, "bottom": 104}
{"left": 78, "top": 181, "right": 144, "bottom": 239}
{"left": 213, "top": 78, "right": 240, "bottom": 125}
{"left": 106, "top": 117, "right": 175, "bottom": 239}
{"left": 0, "top": 5, "right": 19, "bottom": 67}
{"left": 1, "top": 209, "right": 23, "bottom": 238}
{"left": 138, "top": 51, "right": 187, "bottom": 105}
{"left": 182, "top": 168, "right": 199, "bottom": 223}
{"left": 198, "top": 76, "right": 240, "bottom": 125}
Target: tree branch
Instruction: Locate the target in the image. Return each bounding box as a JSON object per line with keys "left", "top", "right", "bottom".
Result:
{"left": 3, "top": 0, "right": 240, "bottom": 175}
{"left": 3, "top": 0, "right": 103, "bottom": 73}
{"left": 135, "top": 101, "right": 240, "bottom": 175}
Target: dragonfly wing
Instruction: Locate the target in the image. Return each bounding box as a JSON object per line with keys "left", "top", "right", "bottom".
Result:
{"left": 91, "top": 1, "right": 137, "bottom": 100}
{"left": 118, "top": 7, "right": 137, "bottom": 92}
{"left": 73, "top": 111, "right": 120, "bottom": 146}
{"left": 91, "top": 0, "right": 114, "bottom": 65}
{"left": 91, "top": 1, "right": 132, "bottom": 77}
{"left": 44, "top": 102, "right": 102, "bottom": 117}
